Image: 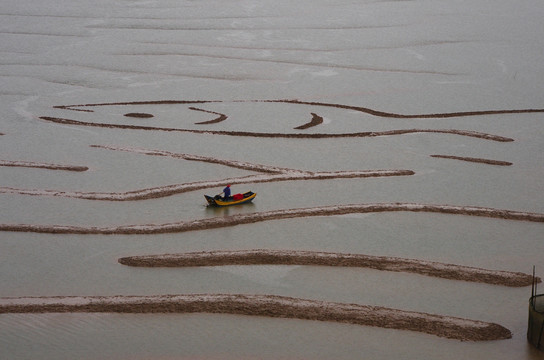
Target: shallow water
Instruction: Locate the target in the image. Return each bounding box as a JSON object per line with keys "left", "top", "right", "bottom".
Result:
{"left": 1, "top": 0, "right": 544, "bottom": 358}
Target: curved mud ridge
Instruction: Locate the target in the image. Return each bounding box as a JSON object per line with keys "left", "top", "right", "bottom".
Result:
{"left": 44, "top": 99, "right": 544, "bottom": 141}
{"left": 45, "top": 98, "right": 544, "bottom": 141}
{"left": 0, "top": 169, "right": 412, "bottom": 201}
{"left": 1, "top": 203, "right": 543, "bottom": 234}
{"left": 430, "top": 155, "right": 512, "bottom": 166}
{"left": 53, "top": 99, "right": 544, "bottom": 119}
{"left": 39, "top": 116, "right": 514, "bottom": 142}
{"left": 118, "top": 250, "right": 538, "bottom": 287}
{"left": 294, "top": 112, "right": 323, "bottom": 129}
{"left": 0, "top": 293, "right": 512, "bottom": 341}
{"left": 277, "top": 99, "right": 544, "bottom": 119}
{"left": 0, "top": 160, "right": 88, "bottom": 172}
{"left": 0, "top": 145, "right": 414, "bottom": 201}
{"left": 190, "top": 107, "right": 228, "bottom": 124}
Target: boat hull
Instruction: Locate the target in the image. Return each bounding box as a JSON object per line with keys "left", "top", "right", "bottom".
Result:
{"left": 205, "top": 191, "right": 256, "bottom": 206}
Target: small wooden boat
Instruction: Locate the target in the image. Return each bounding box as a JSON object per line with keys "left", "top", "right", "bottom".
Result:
{"left": 205, "top": 191, "right": 256, "bottom": 207}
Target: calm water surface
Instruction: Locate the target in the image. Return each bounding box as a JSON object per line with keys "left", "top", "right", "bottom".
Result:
{"left": 1, "top": 0, "right": 543, "bottom": 358}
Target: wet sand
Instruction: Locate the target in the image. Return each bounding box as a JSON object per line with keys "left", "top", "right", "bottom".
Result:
{"left": 118, "top": 250, "right": 538, "bottom": 287}
{"left": 0, "top": 294, "right": 512, "bottom": 341}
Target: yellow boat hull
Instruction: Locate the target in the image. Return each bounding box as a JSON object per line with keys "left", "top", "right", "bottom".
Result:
{"left": 205, "top": 191, "right": 256, "bottom": 206}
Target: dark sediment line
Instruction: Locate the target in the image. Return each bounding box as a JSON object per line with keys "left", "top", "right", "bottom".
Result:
{"left": 190, "top": 107, "right": 228, "bottom": 124}
{"left": 0, "top": 294, "right": 512, "bottom": 341}
{"left": 0, "top": 160, "right": 88, "bottom": 172}
{"left": 430, "top": 155, "right": 512, "bottom": 166}
{"left": 60, "top": 108, "right": 93, "bottom": 112}
{"left": 381, "top": 129, "right": 512, "bottom": 142}
{"left": 274, "top": 99, "right": 544, "bottom": 119}
{"left": 38, "top": 116, "right": 513, "bottom": 141}
{"left": 53, "top": 100, "right": 218, "bottom": 112}
{"left": 124, "top": 113, "right": 154, "bottom": 118}
{"left": 118, "top": 250, "right": 538, "bottom": 287}
{"left": 50, "top": 98, "right": 544, "bottom": 120}
{"left": 1, "top": 203, "right": 542, "bottom": 235}
{"left": 294, "top": 112, "right": 323, "bottom": 129}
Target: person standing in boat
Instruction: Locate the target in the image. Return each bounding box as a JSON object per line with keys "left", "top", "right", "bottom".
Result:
{"left": 222, "top": 184, "right": 231, "bottom": 201}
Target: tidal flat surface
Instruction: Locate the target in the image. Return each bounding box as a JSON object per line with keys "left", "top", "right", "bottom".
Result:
{"left": 1, "top": 0, "right": 543, "bottom": 358}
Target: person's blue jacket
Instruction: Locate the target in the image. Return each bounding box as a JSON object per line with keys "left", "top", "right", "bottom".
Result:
{"left": 223, "top": 185, "right": 231, "bottom": 199}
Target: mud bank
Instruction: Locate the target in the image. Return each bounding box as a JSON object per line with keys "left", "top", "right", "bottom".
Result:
{"left": 430, "top": 155, "right": 512, "bottom": 166}
{"left": 1, "top": 203, "right": 543, "bottom": 235}
{"left": 0, "top": 160, "right": 88, "bottom": 172}
{"left": 118, "top": 250, "right": 538, "bottom": 287}
{"left": 0, "top": 294, "right": 512, "bottom": 341}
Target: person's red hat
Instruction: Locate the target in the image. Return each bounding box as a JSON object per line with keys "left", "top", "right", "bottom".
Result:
{"left": 227, "top": 184, "right": 231, "bottom": 187}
